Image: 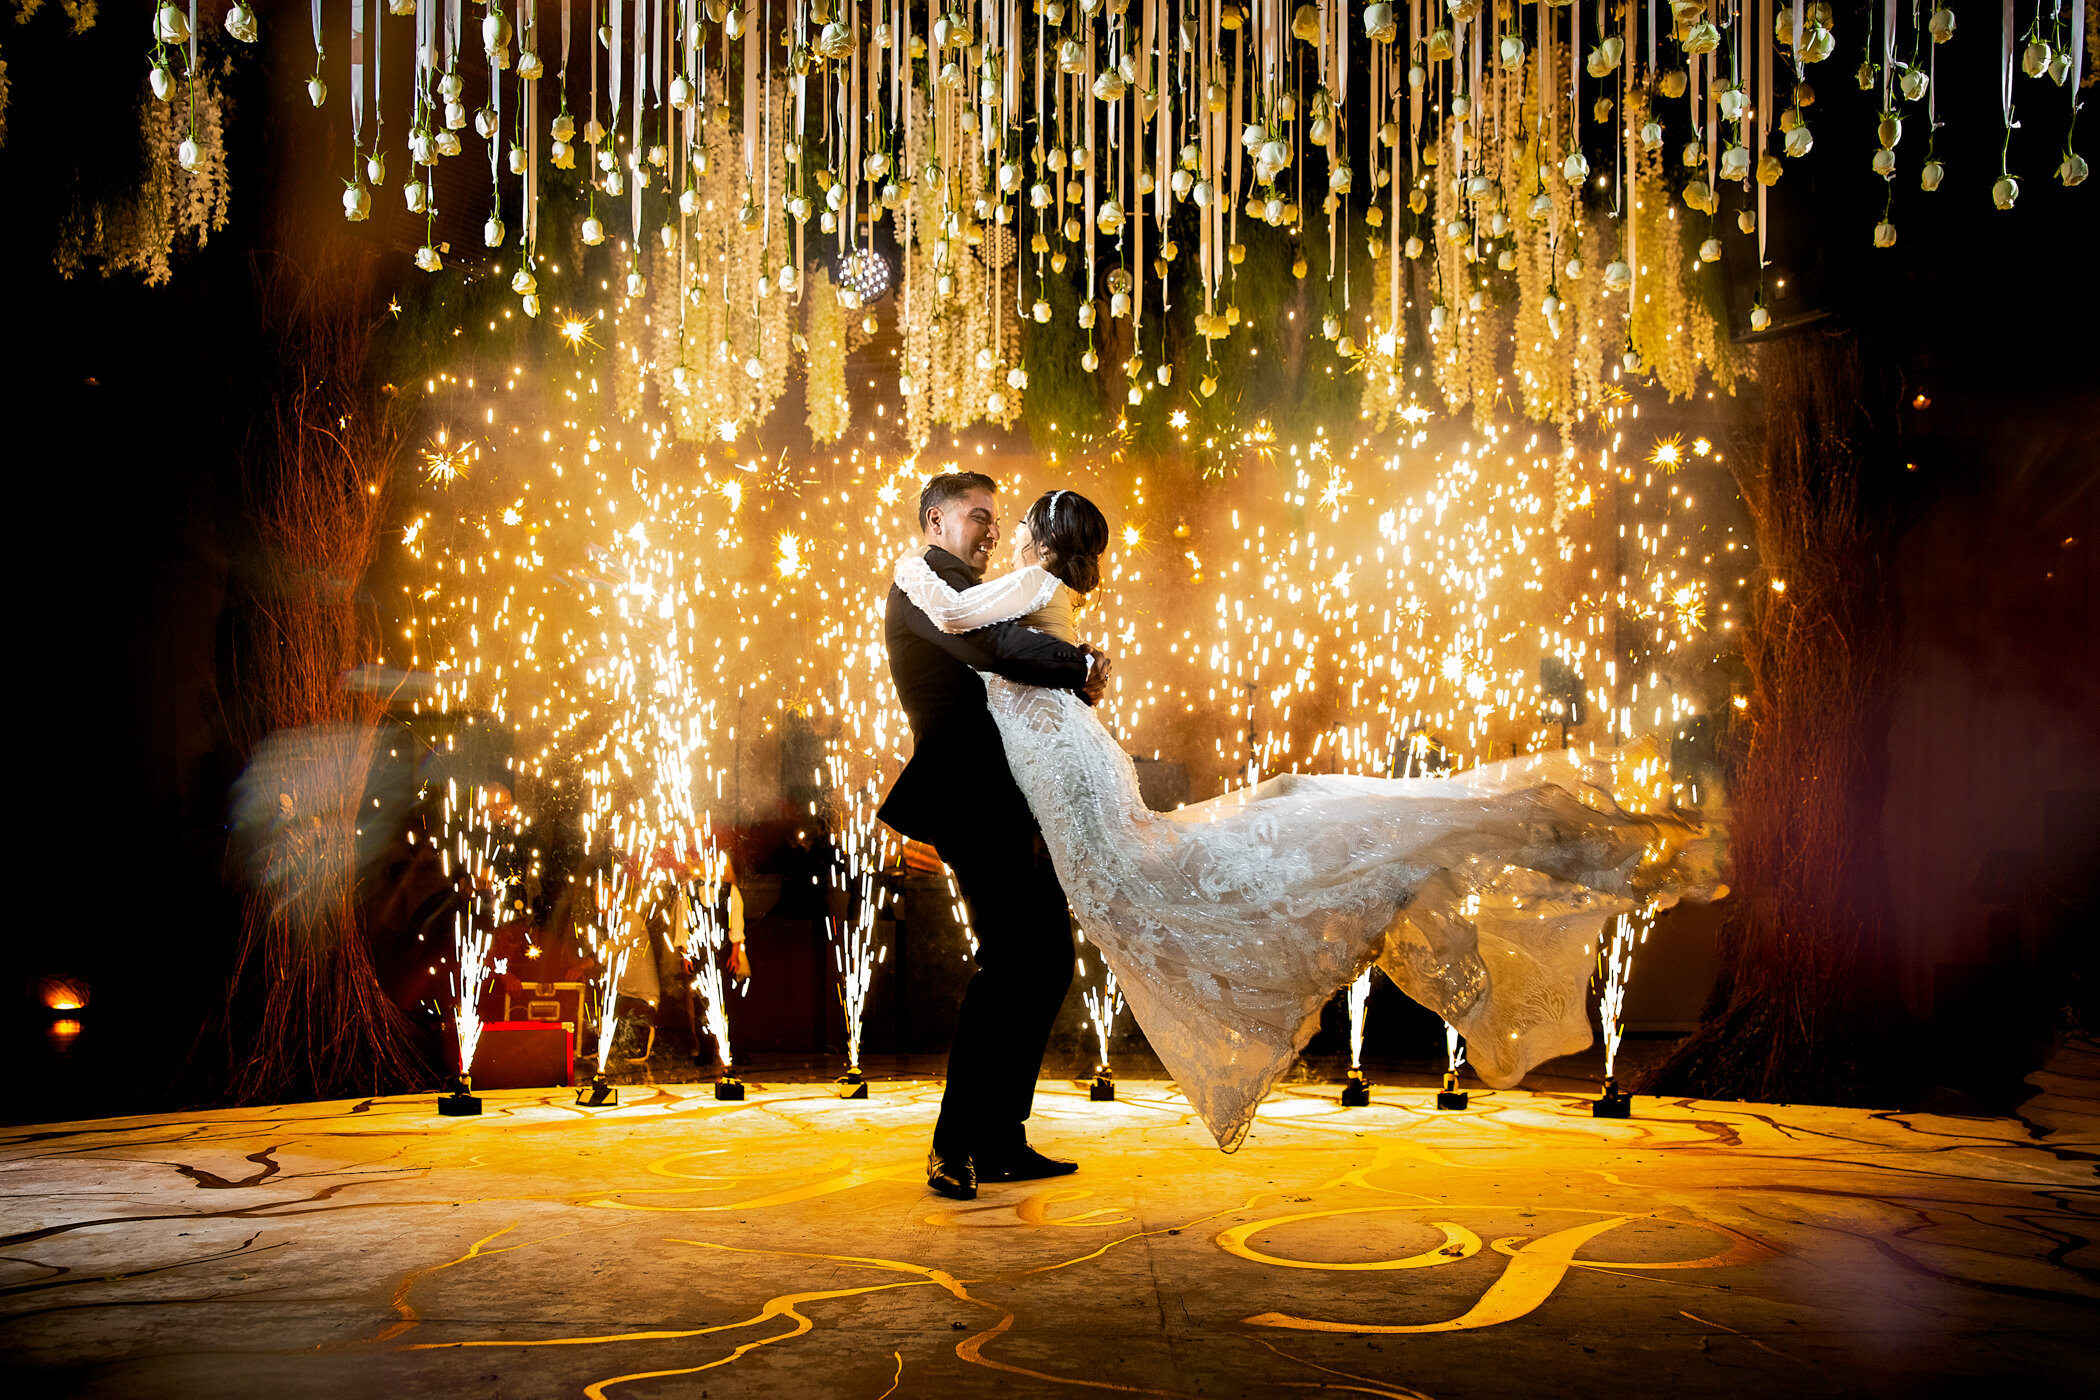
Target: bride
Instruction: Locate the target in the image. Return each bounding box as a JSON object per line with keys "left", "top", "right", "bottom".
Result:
{"left": 893, "top": 488, "right": 1725, "bottom": 1151}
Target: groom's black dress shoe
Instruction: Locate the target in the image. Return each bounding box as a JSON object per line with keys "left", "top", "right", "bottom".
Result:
{"left": 974, "top": 1144, "right": 1079, "bottom": 1182}
{"left": 927, "top": 1151, "right": 977, "bottom": 1200}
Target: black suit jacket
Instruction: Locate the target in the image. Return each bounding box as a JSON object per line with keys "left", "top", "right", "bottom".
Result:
{"left": 878, "top": 547, "right": 1091, "bottom": 848}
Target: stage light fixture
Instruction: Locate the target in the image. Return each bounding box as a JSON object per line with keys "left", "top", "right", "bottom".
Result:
{"left": 714, "top": 1070, "right": 746, "bottom": 1101}
{"left": 836, "top": 1066, "right": 868, "bottom": 1099}
{"left": 1592, "top": 1077, "right": 1632, "bottom": 1118}
{"left": 438, "top": 1074, "right": 482, "bottom": 1116}
{"left": 576, "top": 1072, "right": 618, "bottom": 1107}
{"left": 1090, "top": 1067, "right": 1116, "bottom": 1102}
{"left": 1340, "top": 1066, "right": 1372, "bottom": 1107}
{"left": 1436, "top": 1070, "right": 1469, "bottom": 1111}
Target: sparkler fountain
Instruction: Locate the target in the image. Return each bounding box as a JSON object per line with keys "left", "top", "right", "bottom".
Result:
{"left": 1340, "top": 970, "right": 1374, "bottom": 1106}
{"left": 1437, "top": 1023, "right": 1470, "bottom": 1111}
{"left": 1083, "top": 953, "right": 1125, "bottom": 1103}
{"left": 675, "top": 835, "right": 744, "bottom": 1100}
{"left": 437, "top": 787, "right": 510, "bottom": 1117}
{"left": 1592, "top": 911, "right": 1648, "bottom": 1119}
{"left": 827, "top": 782, "right": 891, "bottom": 1100}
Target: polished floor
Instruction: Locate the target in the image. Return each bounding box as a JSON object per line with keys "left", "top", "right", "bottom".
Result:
{"left": 3, "top": 1053, "right": 2096, "bottom": 1399}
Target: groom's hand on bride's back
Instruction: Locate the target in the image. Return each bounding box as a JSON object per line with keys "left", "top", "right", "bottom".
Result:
{"left": 1080, "top": 645, "right": 1113, "bottom": 705}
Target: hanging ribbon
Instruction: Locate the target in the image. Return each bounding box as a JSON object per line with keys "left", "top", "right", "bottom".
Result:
{"left": 353, "top": 0, "right": 367, "bottom": 158}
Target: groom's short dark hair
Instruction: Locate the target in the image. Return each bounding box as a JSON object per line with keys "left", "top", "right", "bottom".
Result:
{"left": 919, "top": 471, "right": 998, "bottom": 529}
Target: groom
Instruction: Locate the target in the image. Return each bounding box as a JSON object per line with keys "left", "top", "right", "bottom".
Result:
{"left": 880, "top": 471, "right": 1112, "bottom": 1200}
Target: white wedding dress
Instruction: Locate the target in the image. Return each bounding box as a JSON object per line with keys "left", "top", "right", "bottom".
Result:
{"left": 895, "top": 553, "right": 1725, "bottom": 1151}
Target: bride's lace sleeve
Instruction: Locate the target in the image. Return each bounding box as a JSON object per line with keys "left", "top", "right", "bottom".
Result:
{"left": 893, "top": 552, "right": 1060, "bottom": 633}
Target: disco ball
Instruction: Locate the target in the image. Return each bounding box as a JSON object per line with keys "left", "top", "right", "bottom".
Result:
{"left": 836, "top": 247, "right": 893, "bottom": 305}
{"left": 977, "top": 224, "right": 1017, "bottom": 271}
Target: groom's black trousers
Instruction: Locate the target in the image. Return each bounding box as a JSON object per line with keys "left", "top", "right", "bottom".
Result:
{"left": 931, "top": 822, "right": 1075, "bottom": 1156}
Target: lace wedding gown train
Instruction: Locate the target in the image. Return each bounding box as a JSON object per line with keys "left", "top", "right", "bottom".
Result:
{"left": 895, "top": 554, "right": 1726, "bottom": 1152}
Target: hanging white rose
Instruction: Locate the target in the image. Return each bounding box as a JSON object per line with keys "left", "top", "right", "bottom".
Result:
{"left": 1528, "top": 191, "right": 1553, "bottom": 221}
{"left": 511, "top": 268, "right": 538, "bottom": 295}
{"left": 1872, "top": 220, "right": 1897, "bottom": 247}
{"left": 155, "top": 4, "right": 189, "bottom": 44}
{"left": 1719, "top": 85, "right": 1748, "bottom": 120}
{"left": 2022, "top": 40, "right": 2052, "bottom": 79}
{"left": 483, "top": 10, "right": 515, "bottom": 60}
{"left": 1757, "top": 153, "right": 1784, "bottom": 184}
{"left": 627, "top": 269, "right": 647, "bottom": 296}
{"left": 445, "top": 101, "right": 468, "bottom": 130}
{"left": 404, "top": 180, "right": 426, "bottom": 211}
{"left": 1603, "top": 259, "right": 1632, "bottom": 291}
{"left": 1291, "top": 5, "right": 1320, "bottom": 42}
{"left": 1364, "top": 3, "right": 1396, "bottom": 40}
{"left": 1659, "top": 70, "right": 1689, "bottom": 99}
{"left": 177, "top": 137, "right": 202, "bottom": 171}
{"left": 415, "top": 244, "right": 444, "bottom": 272}
{"left": 1919, "top": 158, "right": 1946, "bottom": 192}
{"left": 475, "top": 106, "right": 499, "bottom": 139}
{"left": 1563, "top": 150, "right": 1590, "bottom": 183}
{"left": 440, "top": 72, "right": 465, "bottom": 103}
{"left": 436, "top": 130, "right": 462, "bottom": 157}
{"left": 1697, "top": 237, "right": 1721, "bottom": 262}
{"left": 1097, "top": 199, "right": 1125, "bottom": 234}
{"left": 343, "top": 183, "right": 370, "bottom": 222}
{"left": 1720, "top": 143, "right": 1751, "bottom": 179}
{"left": 1992, "top": 174, "right": 2019, "bottom": 209}
{"left": 1684, "top": 19, "right": 1720, "bottom": 54}
{"left": 521, "top": 293, "right": 540, "bottom": 318}
{"left": 518, "top": 50, "right": 544, "bottom": 80}
{"left": 1900, "top": 67, "right": 1929, "bottom": 102}
{"left": 1031, "top": 299, "right": 1052, "bottom": 322}
{"left": 484, "top": 215, "right": 506, "bottom": 248}
{"left": 1499, "top": 35, "right": 1526, "bottom": 71}
{"left": 1783, "top": 125, "right": 1814, "bottom": 157}
{"left": 581, "top": 215, "right": 606, "bottom": 244}
{"left": 551, "top": 139, "right": 574, "bottom": 168}
{"left": 1928, "top": 7, "right": 1954, "bottom": 41}
{"left": 1451, "top": 93, "right": 1472, "bottom": 119}
{"left": 1640, "top": 120, "right": 1664, "bottom": 152}
{"left": 1404, "top": 234, "right": 1425, "bottom": 259}
{"left": 308, "top": 75, "right": 329, "bottom": 107}
{"left": 149, "top": 63, "right": 174, "bottom": 102}
{"left": 1094, "top": 70, "right": 1127, "bottom": 102}
{"left": 1586, "top": 36, "right": 1624, "bottom": 78}
{"left": 1738, "top": 208, "right": 1757, "bottom": 231}
{"left": 1871, "top": 148, "right": 1896, "bottom": 177}
{"left": 367, "top": 151, "right": 385, "bottom": 184}
{"left": 2060, "top": 153, "right": 2090, "bottom": 187}
{"left": 225, "top": 3, "right": 258, "bottom": 42}
{"left": 1429, "top": 303, "right": 1449, "bottom": 331}
{"left": 1563, "top": 255, "right": 1584, "bottom": 280}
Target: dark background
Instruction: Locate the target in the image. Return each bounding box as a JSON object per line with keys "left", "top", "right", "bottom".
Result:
{"left": 4, "top": 4, "right": 2094, "bottom": 1122}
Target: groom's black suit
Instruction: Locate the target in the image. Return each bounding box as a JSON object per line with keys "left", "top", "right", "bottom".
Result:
{"left": 879, "top": 546, "right": 1092, "bottom": 1157}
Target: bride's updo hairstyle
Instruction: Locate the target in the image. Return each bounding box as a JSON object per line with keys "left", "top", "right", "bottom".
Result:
{"left": 1023, "top": 489, "right": 1109, "bottom": 596}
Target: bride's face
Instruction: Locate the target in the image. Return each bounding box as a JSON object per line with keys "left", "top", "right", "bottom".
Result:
{"left": 1009, "top": 519, "right": 1042, "bottom": 571}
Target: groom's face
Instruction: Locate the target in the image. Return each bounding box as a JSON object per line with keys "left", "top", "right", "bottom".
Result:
{"left": 926, "top": 487, "right": 1000, "bottom": 573}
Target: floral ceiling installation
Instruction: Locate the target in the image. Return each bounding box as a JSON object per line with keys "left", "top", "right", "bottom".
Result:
{"left": 71, "top": 0, "right": 2089, "bottom": 436}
